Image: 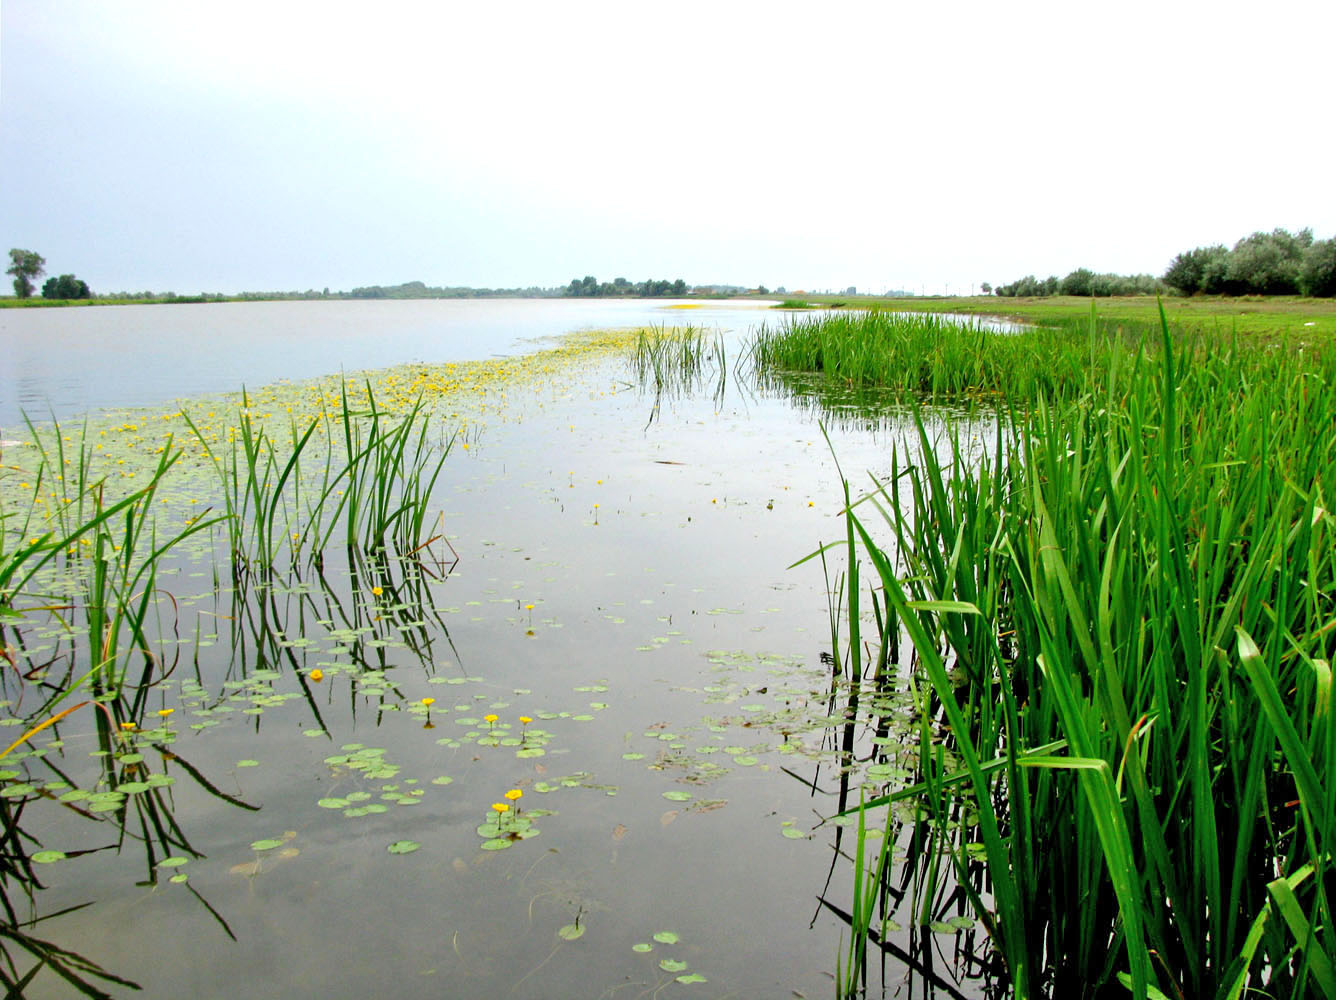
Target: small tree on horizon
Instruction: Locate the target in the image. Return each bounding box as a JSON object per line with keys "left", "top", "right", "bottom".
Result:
{"left": 7, "top": 248, "right": 46, "bottom": 298}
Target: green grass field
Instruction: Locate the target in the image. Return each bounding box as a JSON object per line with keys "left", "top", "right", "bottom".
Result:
{"left": 785, "top": 293, "right": 1336, "bottom": 343}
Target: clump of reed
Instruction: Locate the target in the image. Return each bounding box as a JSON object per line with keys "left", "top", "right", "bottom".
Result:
{"left": 629, "top": 325, "right": 729, "bottom": 423}
{"left": 1, "top": 422, "right": 224, "bottom": 730}
{"left": 630, "top": 325, "right": 720, "bottom": 390}
{"left": 750, "top": 308, "right": 1142, "bottom": 402}
{"left": 822, "top": 307, "right": 1336, "bottom": 997}
{"left": 183, "top": 379, "right": 451, "bottom": 581}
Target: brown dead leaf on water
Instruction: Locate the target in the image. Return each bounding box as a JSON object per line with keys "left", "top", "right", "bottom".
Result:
{"left": 230, "top": 861, "right": 261, "bottom": 877}
{"left": 661, "top": 811, "right": 679, "bottom": 827}
{"left": 612, "top": 824, "right": 628, "bottom": 841}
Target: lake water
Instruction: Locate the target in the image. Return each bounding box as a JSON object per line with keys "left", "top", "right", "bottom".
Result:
{"left": 0, "top": 299, "right": 780, "bottom": 429}
{"left": 0, "top": 300, "right": 994, "bottom": 998}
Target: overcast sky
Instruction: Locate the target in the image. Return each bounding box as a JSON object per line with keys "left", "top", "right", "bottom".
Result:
{"left": 3, "top": 1, "right": 1333, "bottom": 296}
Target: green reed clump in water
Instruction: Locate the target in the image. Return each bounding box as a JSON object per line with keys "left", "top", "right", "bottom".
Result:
{"left": 819, "top": 306, "right": 1336, "bottom": 998}
{"left": 631, "top": 325, "right": 717, "bottom": 389}
{"left": 750, "top": 307, "right": 1150, "bottom": 402}
{"left": 182, "top": 378, "right": 451, "bottom": 581}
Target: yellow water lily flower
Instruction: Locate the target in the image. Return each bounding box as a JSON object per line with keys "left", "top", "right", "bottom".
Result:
{"left": 421, "top": 697, "right": 436, "bottom": 707}
{"left": 371, "top": 586, "right": 383, "bottom": 596}
{"left": 519, "top": 716, "right": 532, "bottom": 726}
{"left": 505, "top": 789, "right": 523, "bottom": 802}
{"left": 157, "top": 708, "right": 174, "bottom": 718}
{"left": 483, "top": 714, "right": 498, "bottom": 724}
{"left": 310, "top": 669, "right": 324, "bottom": 682}
{"left": 491, "top": 802, "right": 509, "bottom": 815}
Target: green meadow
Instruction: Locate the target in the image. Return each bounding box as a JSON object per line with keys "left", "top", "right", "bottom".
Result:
{"left": 787, "top": 292, "right": 1336, "bottom": 342}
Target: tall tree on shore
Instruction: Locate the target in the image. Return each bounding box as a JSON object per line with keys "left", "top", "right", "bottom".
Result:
{"left": 7, "top": 248, "right": 46, "bottom": 298}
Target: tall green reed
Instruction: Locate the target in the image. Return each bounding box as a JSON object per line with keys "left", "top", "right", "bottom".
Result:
{"left": 805, "top": 307, "right": 1336, "bottom": 998}
{"left": 183, "top": 379, "right": 452, "bottom": 580}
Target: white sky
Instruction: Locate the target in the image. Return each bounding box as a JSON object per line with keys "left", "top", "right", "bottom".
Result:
{"left": 3, "top": 0, "right": 1333, "bottom": 295}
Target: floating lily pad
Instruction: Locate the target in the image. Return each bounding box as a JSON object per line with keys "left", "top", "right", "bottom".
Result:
{"left": 31, "top": 851, "right": 66, "bottom": 864}
{"left": 387, "top": 840, "right": 420, "bottom": 854}
{"left": 317, "top": 797, "right": 350, "bottom": 809}
{"left": 557, "top": 923, "right": 585, "bottom": 941}
{"left": 662, "top": 791, "right": 692, "bottom": 802}
{"left": 236, "top": 760, "right": 259, "bottom": 768}
{"left": 479, "top": 838, "right": 512, "bottom": 851}
{"left": 251, "top": 839, "right": 285, "bottom": 851}
{"left": 632, "top": 942, "right": 654, "bottom": 953}
{"left": 653, "top": 931, "right": 680, "bottom": 945}
{"left": 676, "top": 973, "right": 708, "bottom": 984}
{"left": 157, "top": 856, "right": 189, "bottom": 867}
{"left": 659, "top": 958, "right": 688, "bottom": 973}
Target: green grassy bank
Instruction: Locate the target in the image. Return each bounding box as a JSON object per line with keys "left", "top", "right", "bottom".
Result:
{"left": 780, "top": 293, "right": 1336, "bottom": 344}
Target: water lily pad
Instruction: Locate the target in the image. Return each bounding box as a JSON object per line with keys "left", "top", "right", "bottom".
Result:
{"left": 480, "top": 838, "right": 512, "bottom": 851}
{"left": 662, "top": 790, "right": 692, "bottom": 802}
{"left": 387, "top": 840, "right": 420, "bottom": 854}
{"left": 31, "top": 851, "right": 66, "bottom": 864}
{"left": 557, "top": 923, "right": 585, "bottom": 941}
{"left": 632, "top": 943, "right": 654, "bottom": 953}
{"left": 653, "top": 931, "right": 680, "bottom": 945}
{"left": 317, "top": 797, "right": 350, "bottom": 809}
{"left": 251, "top": 839, "right": 285, "bottom": 851}
{"left": 157, "top": 856, "right": 189, "bottom": 867}
{"left": 676, "top": 973, "right": 708, "bottom": 984}
{"left": 236, "top": 759, "right": 259, "bottom": 768}
{"left": 659, "top": 958, "right": 688, "bottom": 973}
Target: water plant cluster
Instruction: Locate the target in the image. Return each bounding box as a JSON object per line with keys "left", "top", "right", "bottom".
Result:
{"left": 758, "top": 307, "right": 1336, "bottom": 996}
{"left": 751, "top": 308, "right": 1110, "bottom": 401}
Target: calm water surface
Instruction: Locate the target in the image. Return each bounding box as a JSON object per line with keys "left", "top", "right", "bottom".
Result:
{"left": 0, "top": 300, "right": 994, "bottom": 998}
{"left": 0, "top": 299, "right": 775, "bottom": 428}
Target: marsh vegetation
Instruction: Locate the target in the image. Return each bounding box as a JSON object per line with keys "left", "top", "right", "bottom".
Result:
{"left": 1, "top": 300, "right": 1333, "bottom": 997}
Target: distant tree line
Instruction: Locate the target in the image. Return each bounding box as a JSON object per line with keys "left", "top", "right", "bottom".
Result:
{"left": 1163, "top": 228, "right": 1336, "bottom": 297}
{"left": 988, "top": 228, "right": 1336, "bottom": 300}
{"left": 563, "top": 276, "right": 688, "bottom": 298}
{"left": 349, "top": 280, "right": 561, "bottom": 299}
{"left": 991, "top": 270, "right": 1166, "bottom": 298}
